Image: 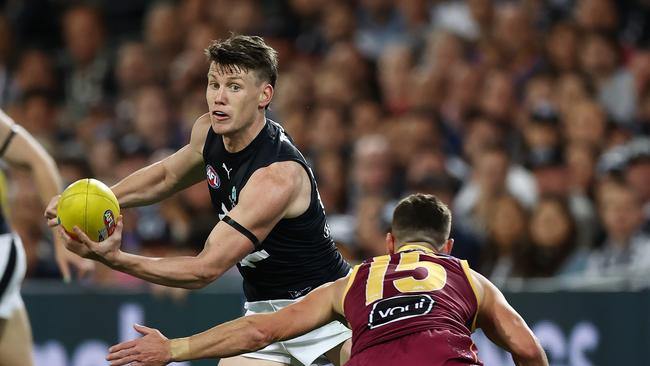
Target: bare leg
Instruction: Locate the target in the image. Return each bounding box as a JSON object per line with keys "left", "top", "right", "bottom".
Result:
{"left": 219, "top": 356, "right": 289, "bottom": 366}
{"left": 324, "top": 339, "right": 351, "bottom": 366}
{"left": 0, "top": 305, "right": 33, "bottom": 366}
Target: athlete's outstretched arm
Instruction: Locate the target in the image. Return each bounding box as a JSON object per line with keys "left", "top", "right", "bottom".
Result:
{"left": 0, "top": 109, "right": 94, "bottom": 281}
{"left": 108, "top": 114, "right": 210, "bottom": 208}
{"left": 44, "top": 114, "right": 209, "bottom": 229}
{"left": 58, "top": 160, "right": 307, "bottom": 288}
{"left": 106, "top": 278, "right": 348, "bottom": 366}
{"left": 473, "top": 270, "right": 548, "bottom": 366}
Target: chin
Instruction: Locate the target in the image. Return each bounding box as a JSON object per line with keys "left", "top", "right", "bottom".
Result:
{"left": 210, "top": 118, "right": 236, "bottom": 135}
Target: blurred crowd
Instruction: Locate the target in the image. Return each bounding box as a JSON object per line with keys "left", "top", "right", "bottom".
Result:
{"left": 1, "top": 0, "right": 650, "bottom": 288}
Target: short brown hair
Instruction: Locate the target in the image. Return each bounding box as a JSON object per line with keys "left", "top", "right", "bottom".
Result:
{"left": 205, "top": 34, "right": 278, "bottom": 88}
{"left": 392, "top": 193, "right": 452, "bottom": 248}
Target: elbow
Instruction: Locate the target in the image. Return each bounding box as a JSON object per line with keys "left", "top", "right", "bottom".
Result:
{"left": 244, "top": 318, "right": 276, "bottom": 352}
{"left": 188, "top": 265, "right": 223, "bottom": 289}
{"left": 513, "top": 336, "right": 547, "bottom": 364}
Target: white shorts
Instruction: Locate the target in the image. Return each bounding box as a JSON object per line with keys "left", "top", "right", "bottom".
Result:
{"left": 241, "top": 297, "right": 352, "bottom": 366}
{"left": 0, "top": 233, "right": 26, "bottom": 319}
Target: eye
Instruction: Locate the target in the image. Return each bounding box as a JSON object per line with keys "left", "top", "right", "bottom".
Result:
{"left": 229, "top": 84, "right": 241, "bottom": 92}
{"left": 209, "top": 81, "right": 218, "bottom": 89}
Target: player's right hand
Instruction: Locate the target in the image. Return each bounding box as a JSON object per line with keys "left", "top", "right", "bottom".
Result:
{"left": 44, "top": 194, "right": 60, "bottom": 227}
{"left": 107, "top": 324, "right": 171, "bottom": 366}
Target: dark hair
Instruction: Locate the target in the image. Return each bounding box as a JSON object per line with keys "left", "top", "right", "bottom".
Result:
{"left": 392, "top": 193, "right": 452, "bottom": 248}
{"left": 204, "top": 35, "right": 278, "bottom": 88}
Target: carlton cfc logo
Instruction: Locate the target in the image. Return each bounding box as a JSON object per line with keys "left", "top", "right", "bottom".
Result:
{"left": 206, "top": 164, "right": 221, "bottom": 189}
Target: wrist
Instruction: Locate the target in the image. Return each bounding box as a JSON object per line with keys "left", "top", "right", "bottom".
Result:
{"left": 101, "top": 249, "right": 125, "bottom": 269}
{"left": 170, "top": 337, "right": 190, "bottom": 362}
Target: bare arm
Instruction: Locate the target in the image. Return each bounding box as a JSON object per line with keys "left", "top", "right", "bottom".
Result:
{"left": 63, "top": 161, "right": 307, "bottom": 289}
{"left": 0, "top": 110, "right": 63, "bottom": 206}
{"left": 106, "top": 277, "right": 347, "bottom": 365}
{"left": 111, "top": 114, "right": 210, "bottom": 208}
{"left": 472, "top": 270, "right": 548, "bottom": 366}
{"left": 0, "top": 109, "right": 94, "bottom": 281}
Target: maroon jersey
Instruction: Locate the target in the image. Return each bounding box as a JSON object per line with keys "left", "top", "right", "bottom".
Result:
{"left": 342, "top": 244, "right": 481, "bottom": 365}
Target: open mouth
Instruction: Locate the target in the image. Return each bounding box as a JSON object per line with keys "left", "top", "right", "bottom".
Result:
{"left": 212, "top": 111, "right": 229, "bottom": 120}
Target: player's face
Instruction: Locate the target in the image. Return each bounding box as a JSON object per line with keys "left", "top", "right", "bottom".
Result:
{"left": 206, "top": 62, "right": 271, "bottom": 135}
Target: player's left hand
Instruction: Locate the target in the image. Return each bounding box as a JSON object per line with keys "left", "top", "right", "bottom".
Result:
{"left": 58, "top": 215, "right": 124, "bottom": 265}
{"left": 107, "top": 324, "right": 171, "bottom": 366}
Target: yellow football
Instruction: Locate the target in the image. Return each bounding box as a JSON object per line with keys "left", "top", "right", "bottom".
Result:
{"left": 57, "top": 178, "right": 120, "bottom": 242}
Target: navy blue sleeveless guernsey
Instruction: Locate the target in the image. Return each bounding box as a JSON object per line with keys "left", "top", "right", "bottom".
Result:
{"left": 202, "top": 119, "right": 350, "bottom": 301}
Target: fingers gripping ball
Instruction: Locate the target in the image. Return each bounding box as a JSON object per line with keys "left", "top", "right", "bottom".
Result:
{"left": 57, "top": 178, "right": 120, "bottom": 242}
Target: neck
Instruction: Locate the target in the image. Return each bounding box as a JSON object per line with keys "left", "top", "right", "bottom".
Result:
{"left": 397, "top": 241, "right": 438, "bottom": 253}
{"left": 222, "top": 113, "right": 266, "bottom": 153}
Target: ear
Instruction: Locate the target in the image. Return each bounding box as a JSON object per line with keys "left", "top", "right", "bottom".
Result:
{"left": 442, "top": 238, "right": 454, "bottom": 255}
{"left": 386, "top": 232, "right": 396, "bottom": 254}
{"left": 259, "top": 83, "right": 273, "bottom": 109}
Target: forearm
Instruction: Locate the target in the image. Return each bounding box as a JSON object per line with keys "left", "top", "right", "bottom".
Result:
{"left": 108, "top": 252, "right": 224, "bottom": 289}
{"left": 171, "top": 316, "right": 274, "bottom": 361}
{"left": 111, "top": 161, "right": 173, "bottom": 208}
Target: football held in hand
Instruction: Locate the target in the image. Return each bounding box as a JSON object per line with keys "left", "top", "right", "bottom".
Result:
{"left": 57, "top": 178, "right": 120, "bottom": 241}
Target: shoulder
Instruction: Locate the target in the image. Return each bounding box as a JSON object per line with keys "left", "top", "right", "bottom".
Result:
{"left": 242, "top": 161, "right": 305, "bottom": 202}
{"left": 190, "top": 113, "right": 212, "bottom": 143}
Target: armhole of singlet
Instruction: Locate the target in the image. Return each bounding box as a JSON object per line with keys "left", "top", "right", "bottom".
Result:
{"left": 460, "top": 259, "right": 481, "bottom": 332}
{"left": 341, "top": 264, "right": 361, "bottom": 314}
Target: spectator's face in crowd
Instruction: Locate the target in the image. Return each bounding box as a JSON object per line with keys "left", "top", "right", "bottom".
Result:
{"left": 490, "top": 195, "right": 527, "bottom": 250}
{"left": 446, "top": 62, "right": 481, "bottom": 111}
{"left": 625, "top": 159, "right": 650, "bottom": 203}
{"left": 21, "top": 93, "right": 58, "bottom": 137}
{"left": 494, "top": 3, "right": 531, "bottom": 53}
{"left": 523, "top": 121, "right": 559, "bottom": 150}
{"left": 575, "top": 0, "right": 618, "bottom": 32}
{"left": 88, "top": 139, "right": 119, "bottom": 182}
{"left": 321, "top": 2, "right": 355, "bottom": 44}
{"left": 546, "top": 22, "right": 578, "bottom": 72}
{"left": 565, "top": 100, "right": 606, "bottom": 146}
{"left": 631, "top": 50, "right": 650, "bottom": 94}
{"left": 353, "top": 135, "right": 391, "bottom": 195}
{"left": 523, "top": 76, "right": 554, "bottom": 113}
{"left": 554, "top": 73, "right": 591, "bottom": 117}
{"left": 463, "top": 117, "right": 500, "bottom": 163}
{"left": 356, "top": 194, "right": 388, "bottom": 257}
{"left": 530, "top": 199, "right": 572, "bottom": 248}
{"left": 315, "top": 152, "right": 346, "bottom": 213}
{"left": 599, "top": 182, "right": 644, "bottom": 243}
{"left": 351, "top": 101, "right": 382, "bottom": 140}
{"left": 534, "top": 164, "right": 568, "bottom": 196}
{"left": 63, "top": 7, "right": 105, "bottom": 66}
{"left": 480, "top": 70, "right": 513, "bottom": 122}
{"left": 14, "top": 49, "right": 57, "bottom": 93}
{"left": 566, "top": 142, "right": 596, "bottom": 193}
{"left": 425, "top": 31, "right": 464, "bottom": 74}
{"left": 206, "top": 62, "right": 271, "bottom": 136}
{"left": 135, "top": 86, "right": 171, "bottom": 150}
{"left": 145, "top": 3, "right": 182, "bottom": 55}
{"left": 475, "top": 148, "right": 509, "bottom": 194}
{"left": 309, "top": 106, "right": 346, "bottom": 153}
{"left": 580, "top": 33, "right": 618, "bottom": 79}
{"left": 468, "top": 0, "right": 494, "bottom": 28}
{"left": 116, "top": 43, "right": 155, "bottom": 94}
{"left": 377, "top": 44, "right": 413, "bottom": 110}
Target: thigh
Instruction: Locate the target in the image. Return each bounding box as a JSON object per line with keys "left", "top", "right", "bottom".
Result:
{"left": 323, "top": 339, "right": 351, "bottom": 366}
{"left": 0, "top": 305, "right": 33, "bottom": 366}
{"left": 219, "top": 356, "right": 289, "bottom": 366}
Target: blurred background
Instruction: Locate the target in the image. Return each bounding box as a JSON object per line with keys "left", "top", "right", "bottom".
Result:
{"left": 1, "top": 0, "right": 650, "bottom": 365}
